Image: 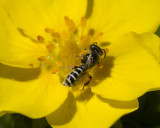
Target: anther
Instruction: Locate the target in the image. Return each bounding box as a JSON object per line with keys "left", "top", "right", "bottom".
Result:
{"left": 56, "top": 61, "right": 63, "bottom": 67}
{"left": 93, "top": 32, "right": 103, "bottom": 40}
{"left": 80, "top": 35, "right": 90, "bottom": 47}
{"left": 61, "top": 53, "right": 69, "bottom": 59}
{"left": 29, "top": 64, "right": 34, "bottom": 67}
{"left": 37, "top": 35, "right": 45, "bottom": 43}
{"left": 62, "top": 31, "right": 69, "bottom": 40}
{"left": 51, "top": 67, "right": 58, "bottom": 74}
{"left": 46, "top": 44, "right": 55, "bottom": 50}
{"left": 45, "top": 28, "right": 54, "bottom": 34}
{"left": 81, "top": 17, "right": 86, "bottom": 28}
{"left": 64, "top": 16, "right": 75, "bottom": 32}
{"left": 97, "top": 63, "right": 103, "bottom": 68}
{"left": 38, "top": 56, "right": 46, "bottom": 61}
{"left": 52, "top": 32, "right": 61, "bottom": 38}
{"left": 64, "top": 16, "right": 70, "bottom": 26}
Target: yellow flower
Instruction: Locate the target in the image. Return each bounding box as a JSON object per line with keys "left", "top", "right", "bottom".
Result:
{"left": 0, "top": 0, "right": 160, "bottom": 128}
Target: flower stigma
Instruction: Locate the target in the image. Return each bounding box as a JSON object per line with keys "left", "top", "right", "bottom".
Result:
{"left": 36, "top": 16, "right": 108, "bottom": 94}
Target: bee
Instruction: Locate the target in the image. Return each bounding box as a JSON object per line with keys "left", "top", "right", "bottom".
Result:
{"left": 62, "top": 42, "right": 106, "bottom": 88}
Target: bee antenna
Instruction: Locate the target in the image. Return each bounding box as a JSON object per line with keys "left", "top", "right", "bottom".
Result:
{"left": 102, "top": 49, "right": 106, "bottom": 58}
{"left": 93, "top": 42, "right": 97, "bottom": 45}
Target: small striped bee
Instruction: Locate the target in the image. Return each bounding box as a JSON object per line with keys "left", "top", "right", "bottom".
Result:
{"left": 62, "top": 42, "right": 106, "bottom": 88}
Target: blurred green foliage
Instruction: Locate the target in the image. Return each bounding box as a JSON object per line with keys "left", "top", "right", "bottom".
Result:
{"left": 0, "top": 114, "right": 51, "bottom": 128}
{"left": 0, "top": 26, "right": 160, "bottom": 128}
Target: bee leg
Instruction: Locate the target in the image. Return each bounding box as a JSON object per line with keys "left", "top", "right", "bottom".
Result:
{"left": 71, "top": 66, "right": 79, "bottom": 69}
{"left": 93, "top": 42, "right": 97, "bottom": 45}
{"left": 102, "top": 48, "right": 109, "bottom": 58}
{"left": 97, "top": 63, "right": 103, "bottom": 68}
{"left": 82, "top": 75, "right": 92, "bottom": 90}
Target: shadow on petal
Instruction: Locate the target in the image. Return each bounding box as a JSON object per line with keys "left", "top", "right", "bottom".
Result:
{"left": 91, "top": 56, "right": 115, "bottom": 87}
{"left": 0, "top": 64, "right": 41, "bottom": 81}
{"left": 97, "top": 95, "right": 139, "bottom": 109}
{"left": 85, "top": 0, "right": 94, "bottom": 18}
{"left": 76, "top": 88, "right": 94, "bottom": 103}
{"left": 46, "top": 92, "right": 77, "bottom": 125}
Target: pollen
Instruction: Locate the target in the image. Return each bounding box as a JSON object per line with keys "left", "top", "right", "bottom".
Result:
{"left": 81, "top": 17, "right": 86, "bottom": 28}
{"left": 44, "top": 28, "right": 55, "bottom": 34}
{"left": 64, "top": 16, "right": 75, "bottom": 32}
{"left": 51, "top": 32, "right": 61, "bottom": 38}
{"left": 51, "top": 67, "right": 58, "bottom": 74}
{"left": 36, "top": 16, "right": 105, "bottom": 92}
{"left": 38, "top": 56, "right": 46, "bottom": 61}
{"left": 46, "top": 44, "right": 55, "bottom": 50}
{"left": 37, "top": 35, "right": 45, "bottom": 43}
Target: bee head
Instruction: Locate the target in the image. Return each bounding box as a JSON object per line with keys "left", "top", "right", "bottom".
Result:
{"left": 89, "top": 43, "right": 103, "bottom": 56}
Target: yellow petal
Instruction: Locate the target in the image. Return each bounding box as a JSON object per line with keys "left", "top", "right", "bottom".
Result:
{"left": 0, "top": 0, "right": 87, "bottom": 40}
{"left": 138, "top": 33, "right": 160, "bottom": 62}
{"left": 0, "top": 64, "right": 68, "bottom": 118}
{"left": 46, "top": 90, "right": 138, "bottom": 128}
{"left": 86, "top": 0, "right": 160, "bottom": 42}
{"left": 92, "top": 32, "right": 160, "bottom": 101}
{"left": 0, "top": 9, "right": 48, "bottom": 68}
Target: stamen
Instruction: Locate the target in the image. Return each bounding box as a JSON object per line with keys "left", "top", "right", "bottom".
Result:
{"left": 36, "top": 16, "right": 105, "bottom": 92}
{"left": 51, "top": 32, "right": 61, "bottom": 38}
{"left": 93, "top": 32, "right": 103, "bottom": 40}
{"left": 104, "top": 48, "right": 109, "bottom": 53}
{"left": 56, "top": 61, "right": 63, "bottom": 67}
{"left": 37, "top": 35, "right": 45, "bottom": 43}
{"left": 64, "top": 16, "right": 75, "bottom": 32}
{"left": 64, "top": 16, "right": 70, "bottom": 26}
{"left": 45, "top": 28, "right": 54, "bottom": 34}
{"left": 46, "top": 44, "right": 55, "bottom": 50}
{"left": 62, "top": 31, "right": 69, "bottom": 40}
{"left": 79, "top": 49, "right": 88, "bottom": 56}
{"left": 80, "top": 35, "right": 90, "bottom": 47}
{"left": 61, "top": 53, "right": 69, "bottom": 59}
{"left": 97, "top": 64, "right": 103, "bottom": 68}
{"left": 51, "top": 67, "right": 58, "bottom": 74}
{"left": 29, "top": 64, "right": 34, "bottom": 67}
{"left": 81, "top": 17, "right": 87, "bottom": 28}
{"left": 38, "top": 56, "right": 46, "bottom": 61}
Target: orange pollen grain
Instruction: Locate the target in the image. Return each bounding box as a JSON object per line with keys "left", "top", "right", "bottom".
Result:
{"left": 45, "top": 28, "right": 55, "bottom": 34}
{"left": 104, "top": 48, "right": 109, "bottom": 53}
{"left": 46, "top": 44, "right": 55, "bottom": 50}
{"left": 64, "top": 16, "right": 70, "bottom": 26}
{"left": 80, "top": 35, "right": 90, "bottom": 47}
{"left": 38, "top": 56, "right": 46, "bottom": 61}
{"left": 81, "top": 17, "right": 86, "bottom": 28}
{"left": 62, "top": 31, "right": 69, "bottom": 39}
{"left": 56, "top": 61, "right": 63, "bottom": 67}
{"left": 79, "top": 49, "right": 88, "bottom": 56}
{"left": 51, "top": 67, "right": 58, "bottom": 74}
{"left": 61, "top": 53, "right": 69, "bottom": 59}
{"left": 29, "top": 64, "right": 34, "bottom": 67}
{"left": 64, "top": 16, "right": 75, "bottom": 32}
{"left": 93, "top": 32, "right": 103, "bottom": 39}
{"left": 52, "top": 32, "right": 61, "bottom": 38}
{"left": 97, "top": 64, "right": 103, "bottom": 68}
{"left": 37, "top": 35, "right": 45, "bottom": 43}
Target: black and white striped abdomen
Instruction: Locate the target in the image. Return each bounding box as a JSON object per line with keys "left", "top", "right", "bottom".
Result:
{"left": 63, "top": 65, "right": 85, "bottom": 87}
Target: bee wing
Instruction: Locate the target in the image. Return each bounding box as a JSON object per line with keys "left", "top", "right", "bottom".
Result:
{"left": 80, "top": 66, "right": 97, "bottom": 86}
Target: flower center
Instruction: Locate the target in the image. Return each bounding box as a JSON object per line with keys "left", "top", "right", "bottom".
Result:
{"left": 37, "top": 16, "right": 105, "bottom": 92}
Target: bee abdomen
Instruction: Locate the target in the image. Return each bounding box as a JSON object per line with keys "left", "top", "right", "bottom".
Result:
{"left": 63, "top": 65, "right": 85, "bottom": 86}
